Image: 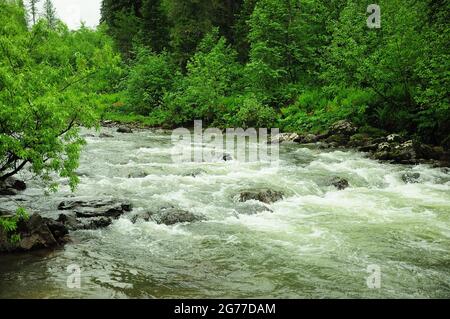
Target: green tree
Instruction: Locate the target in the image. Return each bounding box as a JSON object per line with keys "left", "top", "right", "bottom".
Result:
{"left": 322, "top": 0, "right": 446, "bottom": 135}
{"left": 162, "top": 0, "right": 214, "bottom": 68}
{"left": 28, "top": 0, "right": 40, "bottom": 25}
{"left": 42, "top": 0, "right": 58, "bottom": 29}
{"left": 0, "top": 0, "right": 121, "bottom": 188}
{"left": 100, "top": 0, "right": 143, "bottom": 58}
{"left": 140, "top": 0, "right": 169, "bottom": 52}
{"left": 163, "top": 29, "right": 244, "bottom": 125}
{"left": 125, "top": 48, "right": 176, "bottom": 115}
{"left": 246, "top": 0, "right": 326, "bottom": 104}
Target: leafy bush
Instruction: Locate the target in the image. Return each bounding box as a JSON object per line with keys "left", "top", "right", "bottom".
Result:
{"left": 124, "top": 48, "right": 176, "bottom": 115}
{"left": 0, "top": 2, "right": 120, "bottom": 189}
{"left": 163, "top": 29, "right": 244, "bottom": 126}
{"left": 0, "top": 207, "right": 29, "bottom": 243}
{"left": 215, "top": 94, "right": 278, "bottom": 129}
{"left": 279, "top": 88, "right": 374, "bottom": 133}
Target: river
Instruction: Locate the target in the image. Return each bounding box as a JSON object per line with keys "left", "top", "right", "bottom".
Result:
{"left": 0, "top": 127, "right": 449, "bottom": 298}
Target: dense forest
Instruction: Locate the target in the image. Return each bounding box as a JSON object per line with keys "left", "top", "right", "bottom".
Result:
{"left": 1, "top": 0, "right": 449, "bottom": 184}
{"left": 98, "top": 0, "right": 449, "bottom": 147}
{"left": 1, "top": 0, "right": 450, "bottom": 299}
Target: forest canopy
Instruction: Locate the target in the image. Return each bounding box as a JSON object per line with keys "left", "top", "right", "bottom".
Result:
{"left": 0, "top": 0, "right": 449, "bottom": 188}
{"left": 100, "top": 0, "right": 449, "bottom": 146}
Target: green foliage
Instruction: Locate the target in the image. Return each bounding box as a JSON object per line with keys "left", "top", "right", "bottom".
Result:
{"left": 163, "top": 30, "right": 244, "bottom": 126}
{"left": 219, "top": 94, "right": 279, "bottom": 129}
{"left": 322, "top": 0, "right": 450, "bottom": 141}
{"left": 124, "top": 48, "right": 176, "bottom": 115}
{"left": 0, "top": 0, "right": 121, "bottom": 189}
{"left": 246, "top": 0, "right": 330, "bottom": 105}
{"left": 280, "top": 88, "right": 374, "bottom": 133}
{"left": 0, "top": 207, "right": 29, "bottom": 243}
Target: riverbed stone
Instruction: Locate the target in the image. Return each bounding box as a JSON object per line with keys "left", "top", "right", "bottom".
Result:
{"left": 57, "top": 213, "right": 113, "bottom": 231}
{"left": 0, "top": 214, "right": 68, "bottom": 253}
{"left": 182, "top": 169, "right": 207, "bottom": 177}
{"left": 0, "top": 177, "right": 27, "bottom": 196}
{"left": 153, "top": 207, "right": 204, "bottom": 225}
{"left": 237, "top": 189, "right": 284, "bottom": 204}
{"left": 325, "top": 134, "right": 349, "bottom": 146}
{"left": 386, "top": 134, "right": 404, "bottom": 143}
{"left": 117, "top": 126, "right": 133, "bottom": 134}
{"left": 329, "top": 177, "right": 350, "bottom": 190}
{"left": 58, "top": 199, "right": 132, "bottom": 219}
{"left": 329, "top": 120, "right": 357, "bottom": 136}
{"left": 99, "top": 132, "right": 114, "bottom": 138}
{"left": 130, "top": 211, "right": 153, "bottom": 223}
{"left": 55, "top": 199, "right": 132, "bottom": 231}
{"left": 269, "top": 133, "right": 300, "bottom": 144}
{"left": 401, "top": 172, "right": 421, "bottom": 184}
{"left": 222, "top": 153, "right": 233, "bottom": 161}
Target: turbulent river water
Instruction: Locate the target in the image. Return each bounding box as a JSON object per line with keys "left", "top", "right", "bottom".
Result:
{"left": 0, "top": 127, "right": 449, "bottom": 298}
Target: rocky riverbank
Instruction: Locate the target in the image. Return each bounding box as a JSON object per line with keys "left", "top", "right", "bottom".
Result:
{"left": 270, "top": 120, "right": 450, "bottom": 168}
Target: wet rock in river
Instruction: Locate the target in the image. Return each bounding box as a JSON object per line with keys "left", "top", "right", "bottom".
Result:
{"left": 153, "top": 207, "right": 205, "bottom": 225}
{"left": 182, "top": 169, "right": 206, "bottom": 177}
{"left": 325, "top": 134, "right": 349, "bottom": 146}
{"left": 386, "top": 134, "right": 404, "bottom": 143}
{"left": 237, "top": 189, "right": 284, "bottom": 204}
{"left": 329, "top": 177, "right": 350, "bottom": 190}
{"left": 372, "top": 140, "right": 438, "bottom": 164}
{"left": 57, "top": 213, "right": 113, "bottom": 231}
{"left": 0, "top": 177, "right": 26, "bottom": 196}
{"left": 128, "top": 171, "right": 148, "bottom": 178}
{"left": 269, "top": 133, "right": 300, "bottom": 144}
{"left": 99, "top": 132, "right": 114, "bottom": 138}
{"left": 130, "top": 211, "right": 153, "bottom": 223}
{"left": 0, "top": 214, "right": 69, "bottom": 253}
{"left": 56, "top": 199, "right": 133, "bottom": 231}
{"left": 58, "top": 199, "right": 132, "bottom": 219}
{"left": 234, "top": 202, "right": 273, "bottom": 215}
{"left": 117, "top": 126, "right": 133, "bottom": 134}
{"left": 222, "top": 153, "right": 233, "bottom": 161}
{"left": 401, "top": 172, "right": 420, "bottom": 184}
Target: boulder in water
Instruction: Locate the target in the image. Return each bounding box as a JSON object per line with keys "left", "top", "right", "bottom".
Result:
{"left": 117, "top": 127, "right": 133, "bottom": 134}
{"left": 58, "top": 199, "right": 132, "bottom": 219}
{"left": 234, "top": 202, "right": 273, "bottom": 215}
{"left": 237, "top": 189, "right": 284, "bottom": 204}
{"left": 401, "top": 172, "right": 420, "bottom": 184}
{"left": 295, "top": 134, "right": 319, "bottom": 144}
{"left": 0, "top": 177, "right": 26, "bottom": 196}
{"left": 325, "top": 134, "right": 349, "bottom": 146}
{"left": 153, "top": 207, "right": 205, "bottom": 225}
{"left": 269, "top": 133, "right": 300, "bottom": 144}
{"left": 130, "top": 211, "right": 153, "bottom": 223}
{"left": 182, "top": 169, "right": 207, "bottom": 178}
{"left": 386, "top": 134, "right": 404, "bottom": 143}
{"left": 56, "top": 199, "right": 133, "bottom": 231}
{"left": 0, "top": 214, "right": 69, "bottom": 253}
{"left": 128, "top": 171, "right": 148, "bottom": 178}
{"left": 57, "top": 213, "right": 113, "bottom": 231}
{"left": 99, "top": 132, "right": 114, "bottom": 138}
{"left": 222, "top": 153, "right": 233, "bottom": 161}
{"left": 329, "top": 177, "right": 350, "bottom": 190}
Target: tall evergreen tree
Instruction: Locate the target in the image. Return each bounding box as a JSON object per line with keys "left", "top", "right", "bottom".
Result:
{"left": 42, "top": 0, "right": 57, "bottom": 29}
{"left": 100, "top": 0, "right": 143, "bottom": 57}
{"left": 28, "top": 0, "right": 40, "bottom": 25}
{"left": 140, "top": 0, "right": 169, "bottom": 52}
{"left": 162, "top": 0, "right": 214, "bottom": 68}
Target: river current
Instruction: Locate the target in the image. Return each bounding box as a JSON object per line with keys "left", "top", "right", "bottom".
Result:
{"left": 0, "top": 127, "right": 449, "bottom": 298}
